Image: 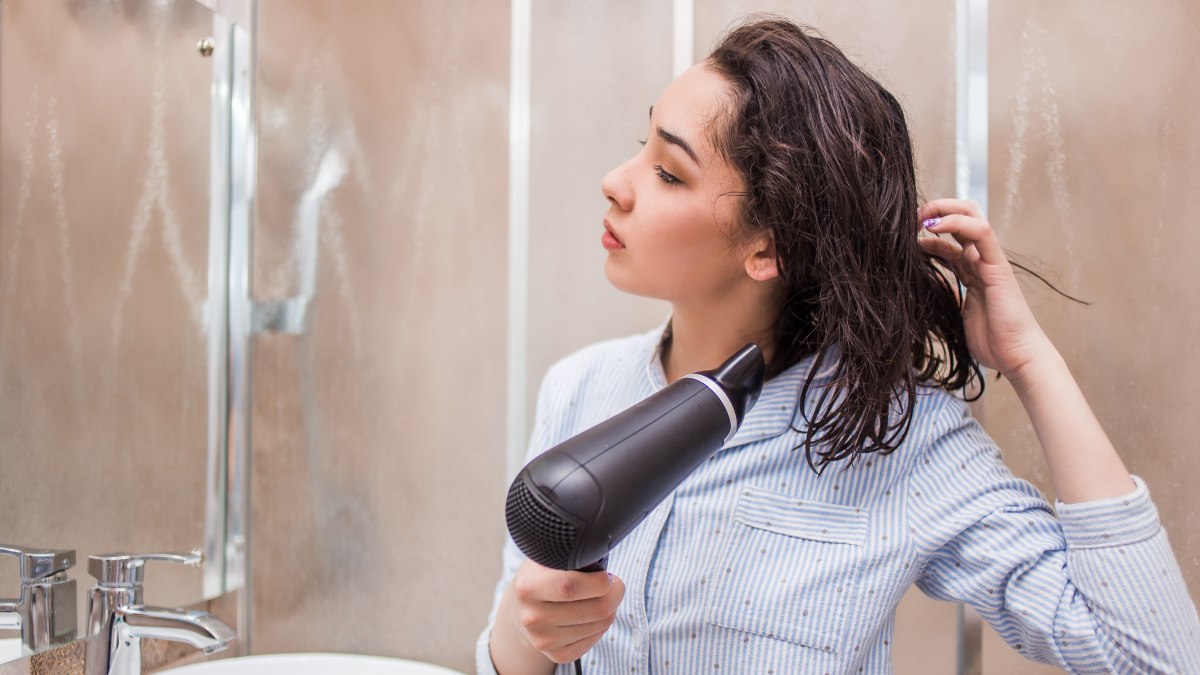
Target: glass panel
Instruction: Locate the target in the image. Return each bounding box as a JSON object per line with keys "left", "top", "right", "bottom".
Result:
{"left": 250, "top": 1, "right": 510, "bottom": 669}
{"left": 0, "top": 0, "right": 216, "bottom": 657}
{"left": 984, "top": 0, "right": 1200, "bottom": 670}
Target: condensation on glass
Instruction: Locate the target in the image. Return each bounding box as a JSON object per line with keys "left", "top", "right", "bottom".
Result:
{"left": 982, "top": 0, "right": 1200, "bottom": 671}
{"left": 0, "top": 0, "right": 216, "bottom": 656}
{"left": 247, "top": 1, "right": 509, "bottom": 670}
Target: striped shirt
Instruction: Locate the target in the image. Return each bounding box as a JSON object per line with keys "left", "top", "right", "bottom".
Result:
{"left": 477, "top": 325, "right": 1200, "bottom": 673}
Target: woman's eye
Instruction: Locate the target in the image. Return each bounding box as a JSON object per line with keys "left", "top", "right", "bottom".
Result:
{"left": 654, "top": 165, "right": 681, "bottom": 185}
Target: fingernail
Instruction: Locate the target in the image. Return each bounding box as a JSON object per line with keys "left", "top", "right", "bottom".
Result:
{"left": 607, "top": 572, "right": 613, "bottom": 584}
{"left": 922, "top": 217, "right": 941, "bottom": 229}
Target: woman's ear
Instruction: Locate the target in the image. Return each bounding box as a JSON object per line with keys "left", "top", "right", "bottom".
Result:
{"left": 743, "top": 234, "right": 779, "bottom": 282}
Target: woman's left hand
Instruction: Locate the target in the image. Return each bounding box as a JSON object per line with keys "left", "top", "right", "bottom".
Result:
{"left": 917, "top": 199, "right": 1056, "bottom": 382}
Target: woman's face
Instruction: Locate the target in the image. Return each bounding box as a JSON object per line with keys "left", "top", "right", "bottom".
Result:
{"left": 600, "top": 64, "right": 760, "bottom": 305}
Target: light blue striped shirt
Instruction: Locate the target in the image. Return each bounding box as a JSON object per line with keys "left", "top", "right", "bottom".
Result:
{"left": 478, "top": 325, "right": 1200, "bottom": 673}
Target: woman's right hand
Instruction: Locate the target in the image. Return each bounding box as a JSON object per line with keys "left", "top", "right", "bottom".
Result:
{"left": 917, "top": 199, "right": 1054, "bottom": 383}
{"left": 499, "top": 559, "right": 625, "bottom": 665}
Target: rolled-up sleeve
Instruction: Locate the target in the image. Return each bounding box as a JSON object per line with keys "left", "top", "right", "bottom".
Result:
{"left": 475, "top": 626, "right": 496, "bottom": 675}
{"left": 475, "top": 530, "right": 527, "bottom": 675}
{"left": 909, "top": 399, "right": 1200, "bottom": 673}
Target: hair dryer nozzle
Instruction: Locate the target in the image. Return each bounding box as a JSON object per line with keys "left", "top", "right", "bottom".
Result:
{"left": 702, "top": 343, "right": 765, "bottom": 425}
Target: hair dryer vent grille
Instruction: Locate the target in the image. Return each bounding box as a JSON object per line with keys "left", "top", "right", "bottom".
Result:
{"left": 505, "top": 475, "right": 577, "bottom": 570}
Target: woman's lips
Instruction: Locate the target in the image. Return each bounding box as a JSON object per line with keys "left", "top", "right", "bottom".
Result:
{"left": 602, "top": 230, "right": 625, "bottom": 249}
{"left": 602, "top": 221, "right": 625, "bottom": 250}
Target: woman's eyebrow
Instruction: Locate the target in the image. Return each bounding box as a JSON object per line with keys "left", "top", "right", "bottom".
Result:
{"left": 649, "top": 105, "right": 701, "bottom": 166}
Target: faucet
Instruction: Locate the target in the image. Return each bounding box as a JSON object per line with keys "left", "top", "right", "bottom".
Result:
{"left": 85, "top": 552, "right": 234, "bottom": 675}
{"left": 0, "top": 544, "right": 77, "bottom": 656}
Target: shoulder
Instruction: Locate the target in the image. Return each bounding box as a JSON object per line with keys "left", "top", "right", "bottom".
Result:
{"left": 897, "top": 384, "right": 1015, "bottom": 485}
{"left": 905, "top": 385, "right": 1032, "bottom": 500}
{"left": 907, "top": 384, "right": 976, "bottom": 449}
{"left": 530, "top": 328, "right": 662, "bottom": 442}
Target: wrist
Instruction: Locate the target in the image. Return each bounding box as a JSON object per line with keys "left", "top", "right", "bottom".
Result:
{"left": 1004, "top": 336, "right": 1066, "bottom": 395}
{"left": 490, "top": 587, "right": 554, "bottom": 675}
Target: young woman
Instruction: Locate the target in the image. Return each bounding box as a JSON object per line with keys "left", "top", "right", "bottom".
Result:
{"left": 478, "top": 17, "right": 1200, "bottom": 674}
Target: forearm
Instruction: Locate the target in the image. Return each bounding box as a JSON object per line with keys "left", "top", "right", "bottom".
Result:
{"left": 488, "top": 586, "right": 557, "bottom": 675}
{"left": 1007, "top": 338, "right": 1135, "bottom": 503}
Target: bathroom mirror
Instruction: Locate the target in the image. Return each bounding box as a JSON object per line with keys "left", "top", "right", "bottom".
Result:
{"left": 4, "top": 2, "right": 1197, "bottom": 673}
{"left": 0, "top": 0, "right": 252, "bottom": 662}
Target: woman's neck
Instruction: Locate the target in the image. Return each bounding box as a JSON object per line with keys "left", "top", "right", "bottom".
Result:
{"left": 661, "top": 300, "right": 777, "bottom": 384}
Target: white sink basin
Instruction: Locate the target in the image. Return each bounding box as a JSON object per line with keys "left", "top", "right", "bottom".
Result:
{"left": 160, "top": 653, "right": 466, "bottom": 675}
{"left": 0, "top": 638, "right": 23, "bottom": 662}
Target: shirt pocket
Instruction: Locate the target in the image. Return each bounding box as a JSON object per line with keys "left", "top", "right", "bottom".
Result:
{"left": 704, "top": 486, "right": 869, "bottom": 654}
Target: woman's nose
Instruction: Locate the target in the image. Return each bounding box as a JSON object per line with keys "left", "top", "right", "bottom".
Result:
{"left": 601, "top": 157, "right": 635, "bottom": 211}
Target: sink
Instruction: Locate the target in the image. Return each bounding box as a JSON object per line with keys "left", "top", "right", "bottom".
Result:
{"left": 0, "top": 638, "right": 23, "bottom": 662}
{"left": 159, "top": 653, "right": 466, "bottom": 675}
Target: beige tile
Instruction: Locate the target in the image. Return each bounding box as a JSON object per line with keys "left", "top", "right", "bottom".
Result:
{"left": 893, "top": 589, "right": 957, "bottom": 674}
{"left": 526, "top": 0, "right": 675, "bottom": 409}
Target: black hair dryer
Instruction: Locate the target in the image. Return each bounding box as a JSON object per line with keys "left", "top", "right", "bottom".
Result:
{"left": 504, "top": 344, "right": 766, "bottom": 572}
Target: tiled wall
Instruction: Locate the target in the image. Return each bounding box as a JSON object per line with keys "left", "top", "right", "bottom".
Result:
{"left": 525, "top": 0, "right": 676, "bottom": 408}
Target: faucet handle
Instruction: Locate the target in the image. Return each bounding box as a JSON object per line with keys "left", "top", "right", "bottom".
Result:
{"left": 87, "top": 551, "right": 202, "bottom": 588}
{"left": 0, "top": 546, "right": 77, "bottom": 651}
{"left": 0, "top": 544, "right": 75, "bottom": 583}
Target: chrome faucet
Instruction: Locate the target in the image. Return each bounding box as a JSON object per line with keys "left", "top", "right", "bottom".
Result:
{"left": 0, "top": 545, "right": 77, "bottom": 656}
{"left": 85, "top": 552, "right": 234, "bottom": 675}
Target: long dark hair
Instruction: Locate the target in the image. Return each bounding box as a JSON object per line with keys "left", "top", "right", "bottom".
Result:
{"left": 707, "top": 17, "right": 979, "bottom": 471}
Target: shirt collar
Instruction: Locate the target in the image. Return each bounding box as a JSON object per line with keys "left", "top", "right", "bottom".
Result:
{"left": 643, "top": 318, "right": 672, "bottom": 390}
{"left": 639, "top": 319, "right": 833, "bottom": 451}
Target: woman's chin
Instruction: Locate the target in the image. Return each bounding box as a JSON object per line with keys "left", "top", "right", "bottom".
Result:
{"left": 603, "top": 261, "right": 640, "bottom": 296}
{"left": 602, "top": 259, "right": 624, "bottom": 289}
{"left": 605, "top": 259, "right": 687, "bottom": 302}
{"left": 604, "top": 270, "right": 668, "bottom": 302}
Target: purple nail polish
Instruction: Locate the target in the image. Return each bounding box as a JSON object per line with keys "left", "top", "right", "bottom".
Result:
{"left": 607, "top": 572, "right": 613, "bottom": 583}
{"left": 923, "top": 217, "right": 941, "bottom": 229}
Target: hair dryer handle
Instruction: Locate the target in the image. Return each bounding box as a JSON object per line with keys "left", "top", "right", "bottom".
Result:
{"left": 577, "top": 556, "right": 607, "bottom": 573}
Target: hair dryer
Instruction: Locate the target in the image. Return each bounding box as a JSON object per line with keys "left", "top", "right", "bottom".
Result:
{"left": 505, "top": 344, "right": 766, "bottom": 572}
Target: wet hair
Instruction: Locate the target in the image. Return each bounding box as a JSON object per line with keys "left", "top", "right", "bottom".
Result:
{"left": 706, "top": 16, "right": 980, "bottom": 471}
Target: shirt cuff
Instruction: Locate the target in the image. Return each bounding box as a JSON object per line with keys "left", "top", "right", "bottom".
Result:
{"left": 476, "top": 623, "right": 500, "bottom": 675}
{"left": 1054, "top": 475, "right": 1160, "bottom": 549}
